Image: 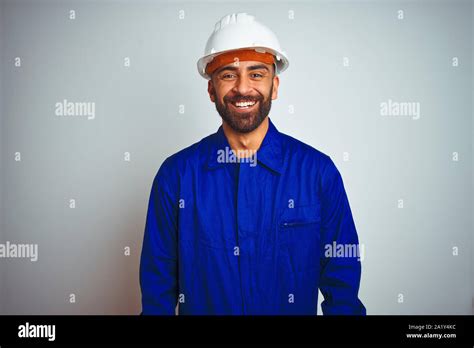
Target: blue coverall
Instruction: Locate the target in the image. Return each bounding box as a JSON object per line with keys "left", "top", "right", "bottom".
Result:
{"left": 140, "top": 118, "right": 366, "bottom": 315}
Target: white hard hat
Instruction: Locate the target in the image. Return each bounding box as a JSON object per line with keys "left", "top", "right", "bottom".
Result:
{"left": 197, "top": 13, "right": 289, "bottom": 80}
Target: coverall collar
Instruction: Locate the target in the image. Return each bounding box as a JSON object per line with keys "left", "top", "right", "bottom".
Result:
{"left": 207, "top": 117, "right": 284, "bottom": 174}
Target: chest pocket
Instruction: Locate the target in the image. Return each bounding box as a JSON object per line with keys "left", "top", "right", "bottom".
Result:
{"left": 278, "top": 203, "right": 321, "bottom": 273}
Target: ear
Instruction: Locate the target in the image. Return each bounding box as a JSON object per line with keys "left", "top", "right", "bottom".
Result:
{"left": 208, "top": 80, "right": 216, "bottom": 103}
{"left": 271, "top": 75, "right": 279, "bottom": 100}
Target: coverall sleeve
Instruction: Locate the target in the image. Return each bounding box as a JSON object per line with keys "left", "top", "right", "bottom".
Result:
{"left": 139, "top": 163, "right": 178, "bottom": 315}
{"left": 318, "top": 156, "right": 366, "bottom": 315}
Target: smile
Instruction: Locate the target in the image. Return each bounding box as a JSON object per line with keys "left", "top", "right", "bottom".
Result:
{"left": 230, "top": 100, "right": 258, "bottom": 110}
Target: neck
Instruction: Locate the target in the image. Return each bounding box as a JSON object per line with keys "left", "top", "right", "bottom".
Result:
{"left": 222, "top": 117, "right": 269, "bottom": 158}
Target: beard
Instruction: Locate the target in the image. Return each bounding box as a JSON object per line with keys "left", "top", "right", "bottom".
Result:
{"left": 214, "top": 81, "right": 273, "bottom": 134}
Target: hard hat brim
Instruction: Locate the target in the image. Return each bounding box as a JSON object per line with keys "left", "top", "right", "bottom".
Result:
{"left": 197, "top": 47, "right": 289, "bottom": 80}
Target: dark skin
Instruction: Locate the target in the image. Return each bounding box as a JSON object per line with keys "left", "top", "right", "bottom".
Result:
{"left": 207, "top": 60, "right": 280, "bottom": 157}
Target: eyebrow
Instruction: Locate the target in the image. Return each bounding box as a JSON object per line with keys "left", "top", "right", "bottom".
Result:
{"left": 215, "top": 64, "right": 270, "bottom": 75}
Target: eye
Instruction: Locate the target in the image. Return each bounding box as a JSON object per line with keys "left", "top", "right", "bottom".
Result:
{"left": 251, "top": 73, "right": 264, "bottom": 78}
{"left": 221, "top": 73, "right": 236, "bottom": 79}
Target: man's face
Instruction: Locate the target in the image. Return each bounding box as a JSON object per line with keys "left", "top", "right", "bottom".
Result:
{"left": 208, "top": 60, "right": 280, "bottom": 133}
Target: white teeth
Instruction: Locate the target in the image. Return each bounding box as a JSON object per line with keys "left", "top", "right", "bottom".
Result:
{"left": 235, "top": 101, "right": 256, "bottom": 107}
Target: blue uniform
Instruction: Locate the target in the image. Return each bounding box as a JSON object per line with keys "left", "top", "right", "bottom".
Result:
{"left": 140, "top": 118, "right": 366, "bottom": 315}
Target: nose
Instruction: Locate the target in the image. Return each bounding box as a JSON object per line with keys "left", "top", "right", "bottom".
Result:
{"left": 232, "top": 75, "right": 253, "bottom": 96}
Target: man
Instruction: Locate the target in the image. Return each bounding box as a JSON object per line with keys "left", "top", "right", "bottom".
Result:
{"left": 140, "top": 12, "right": 366, "bottom": 315}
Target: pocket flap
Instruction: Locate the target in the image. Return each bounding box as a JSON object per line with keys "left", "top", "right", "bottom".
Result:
{"left": 279, "top": 203, "right": 321, "bottom": 227}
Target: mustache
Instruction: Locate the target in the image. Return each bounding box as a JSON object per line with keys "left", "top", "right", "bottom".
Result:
{"left": 224, "top": 94, "right": 263, "bottom": 104}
